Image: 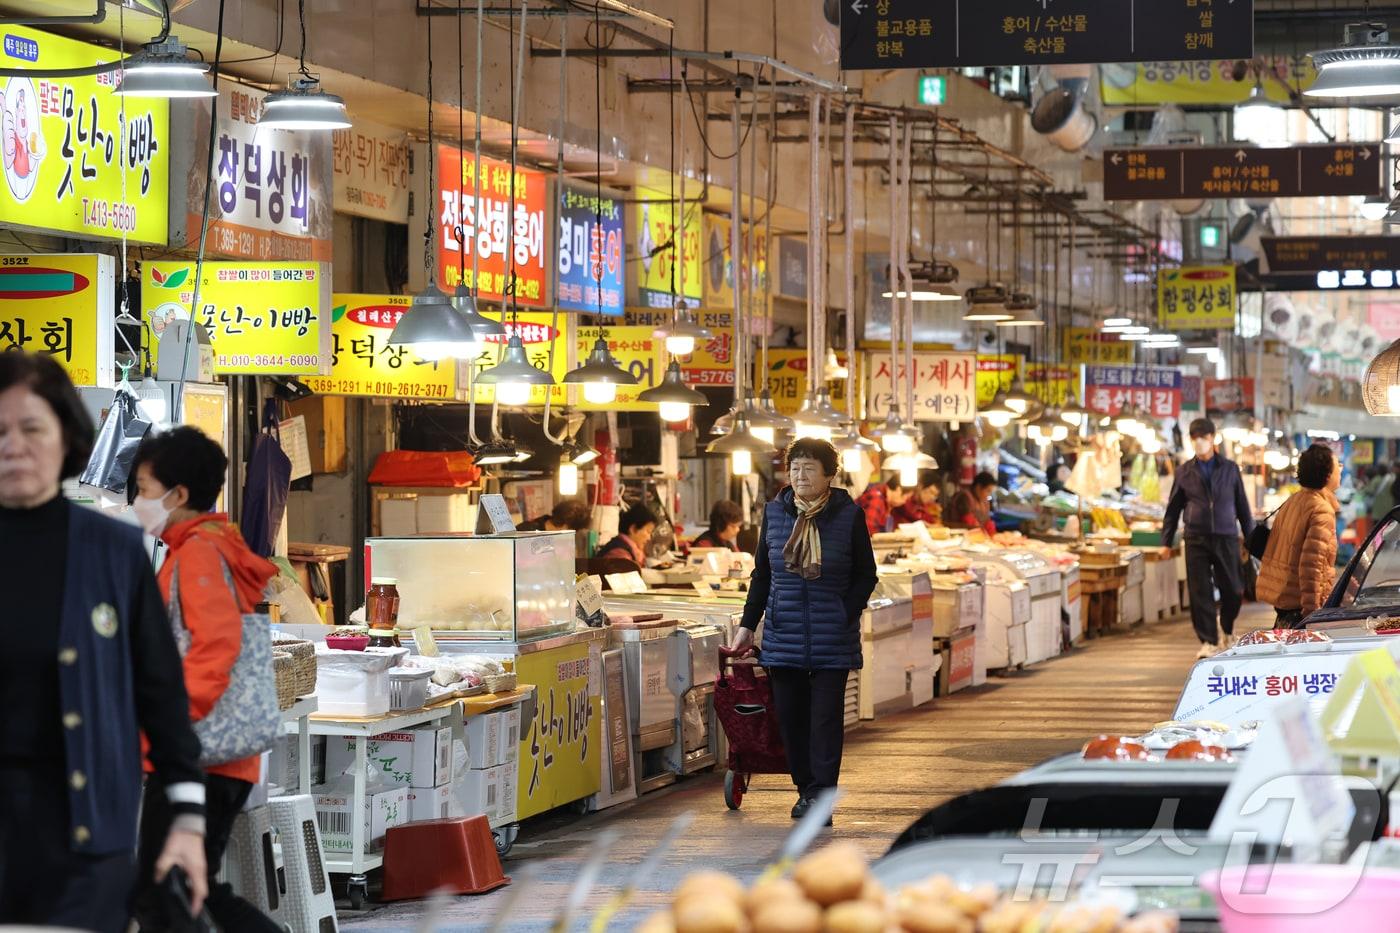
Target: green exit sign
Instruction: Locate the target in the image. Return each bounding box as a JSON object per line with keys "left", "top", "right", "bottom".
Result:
{"left": 1200, "top": 223, "right": 1222, "bottom": 249}
{"left": 918, "top": 75, "right": 947, "bottom": 106}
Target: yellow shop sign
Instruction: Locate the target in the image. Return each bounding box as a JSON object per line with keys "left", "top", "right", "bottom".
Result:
{"left": 142, "top": 261, "right": 332, "bottom": 375}
{"left": 575, "top": 325, "right": 666, "bottom": 412}
{"left": 303, "top": 295, "right": 458, "bottom": 400}
{"left": 0, "top": 26, "right": 168, "bottom": 244}
{"left": 0, "top": 253, "right": 114, "bottom": 386}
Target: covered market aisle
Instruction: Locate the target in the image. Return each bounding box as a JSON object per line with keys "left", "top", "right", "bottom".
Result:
{"left": 341, "top": 609, "right": 1259, "bottom": 931}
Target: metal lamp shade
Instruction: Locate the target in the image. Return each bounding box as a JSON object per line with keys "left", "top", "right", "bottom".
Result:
{"left": 833, "top": 427, "right": 878, "bottom": 454}
{"left": 885, "top": 450, "right": 939, "bottom": 471}
{"left": 451, "top": 286, "right": 507, "bottom": 338}
{"left": 472, "top": 441, "right": 520, "bottom": 466}
{"left": 258, "top": 81, "right": 351, "bottom": 130}
{"left": 706, "top": 410, "right": 774, "bottom": 456}
{"left": 753, "top": 388, "right": 796, "bottom": 434}
{"left": 1364, "top": 338, "right": 1400, "bottom": 414}
{"left": 1306, "top": 47, "right": 1400, "bottom": 98}
{"left": 996, "top": 305, "right": 1045, "bottom": 328}
{"left": 387, "top": 284, "right": 481, "bottom": 354}
{"left": 653, "top": 308, "right": 711, "bottom": 343}
{"left": 564, "top": 337, "right": 639, "bottom": 386}
{"left": 115, "top": 59, "right": 215, "bottom": 98}
{"left": 475, "top": 334, "right": 555, "bottom": 386}
{"left": 638, "top": 361, "right": 708, "bottom": 406}
{"left": 791, "top": 388, "right": 846, "bottom": 429}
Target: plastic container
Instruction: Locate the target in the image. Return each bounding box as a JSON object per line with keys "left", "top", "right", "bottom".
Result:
{"left": 325, "top": 635, "right": 370, "bottom": 651}
{"left": 388, "top": 668, "right": 433, "bottom": 711}
{"left": 1200, "top": 865, "right": 1400, "bottom": 932}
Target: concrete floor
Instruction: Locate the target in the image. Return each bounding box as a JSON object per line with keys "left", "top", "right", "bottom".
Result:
{"left": 342, "top": 606, "right": 1268, "bottom": 931}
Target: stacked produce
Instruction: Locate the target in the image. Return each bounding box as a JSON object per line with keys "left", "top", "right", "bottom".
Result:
{"left": 1081, "top": 719, "right": 1250, "bottom": 764}
{"left": 638, "top": 843, "right": 1177, "bottom": 933}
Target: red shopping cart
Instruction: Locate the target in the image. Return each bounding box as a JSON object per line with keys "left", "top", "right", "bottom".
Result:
{"left": 714, "top": 646, "right": 789, "bottom": 809}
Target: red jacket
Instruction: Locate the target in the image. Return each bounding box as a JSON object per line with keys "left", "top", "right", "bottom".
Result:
{"left": 146, "top": 515, "right": 277, "bottom": 784}
{"left": 855, "top": 483, "right": 894, "bottom": 537}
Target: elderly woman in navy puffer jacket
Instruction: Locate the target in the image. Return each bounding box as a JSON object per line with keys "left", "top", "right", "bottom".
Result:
{"left": 731, "top": 438, "right": 879, "bottom": 824}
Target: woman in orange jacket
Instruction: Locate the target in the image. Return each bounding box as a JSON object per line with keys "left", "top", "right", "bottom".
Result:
{"left": 1257, "top": 444, "right": 1342, "bottom": 629}
{"left": 129, "top": 427, "right": 282, "bottom": 932}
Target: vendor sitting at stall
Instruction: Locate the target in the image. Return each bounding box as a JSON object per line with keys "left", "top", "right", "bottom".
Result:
{"left": 891, "top": 472, "right": 942, "bottom": 526}
{"left": 948, "top": 471, "right": 998, "bottom": 536}
{"left": 855, "top": 478, "right": 911, "bottom": 536}
{"left": 518, "top": 499, "right": 591, "bottom": 533}
{"left": 594, "top": 503, "right": 657, "bottom": 570}
{"left": 691, "top": 499, "right": 743, "bottom": 551}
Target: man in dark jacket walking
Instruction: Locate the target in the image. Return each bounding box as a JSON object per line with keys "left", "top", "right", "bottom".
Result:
{"left": 1162, "top": 418, "right": 1256, "bottom": 659}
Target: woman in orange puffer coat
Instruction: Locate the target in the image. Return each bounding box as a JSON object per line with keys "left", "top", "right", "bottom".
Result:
{"left": 1257, "top": 444, "right": 1342, "bottom": 629}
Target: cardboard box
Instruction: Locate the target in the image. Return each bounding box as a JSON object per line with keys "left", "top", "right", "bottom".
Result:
{"left": 407, "top": 783, "right": 454, "bottom": 822}
{"left": 451, "top": 765, "right": 504, "bottom": 823}
{"left": 272, "top": 734, "right": 326, "bottom": 791}
{"left": 326, "top": 726, "right": 453, "bottom": 789}
{"left": 313, "top": 784, "right": 409, "bottom": 854}
{"left": 500, "top": 707, "right": 521, "bottom": 765}
{"left": 465, "top": 712, "right": 503, "bottom": 770}
{"left": 500, "top": 760, "right": 518, "bottom": 823}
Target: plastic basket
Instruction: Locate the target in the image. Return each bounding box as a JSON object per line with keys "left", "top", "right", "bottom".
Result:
{"left": 388, "top": 668, "right": 433, "bottom": 711}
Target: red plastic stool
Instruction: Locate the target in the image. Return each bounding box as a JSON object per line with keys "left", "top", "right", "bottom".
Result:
{"left": 380, "top": 816, "right": 511, "bottom": 901}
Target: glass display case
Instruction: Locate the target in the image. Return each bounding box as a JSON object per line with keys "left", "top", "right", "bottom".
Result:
{"left": 366, "top": 532, "right": 574, "bottom": 642}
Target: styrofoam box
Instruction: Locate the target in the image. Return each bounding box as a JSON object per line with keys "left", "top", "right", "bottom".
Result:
{"left": 315, "top": 667, "right": 390, "bottom": 718}
{"left": 378, "top": 498, "right": 418, "bottom": 537}
{"left": 452, "top": 765, "right": 504, "bottom": 822}
{"left": 466, "top": 711, "right": 504, "bottom": 770}
{"left": 272, "top": 734, "right": 326, "bottom": 791}
{"left": 407, "top": 783, "right": 454, "bottom": 822}
{"left": 326, "top": 726, "right": 453, "bottom": 789}
{"left": 313, "top": 784, "right": 409, "bottom": 854}
{"left": 500, "top": 707, "right": 521, "bottom": 764}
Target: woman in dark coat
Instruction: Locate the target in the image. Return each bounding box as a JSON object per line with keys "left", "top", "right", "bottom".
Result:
{"left": 731, "top": 439, "right": 879, "bottom": 823}
{"left": 0, "top": 353, "right": 208, "bottom": 929}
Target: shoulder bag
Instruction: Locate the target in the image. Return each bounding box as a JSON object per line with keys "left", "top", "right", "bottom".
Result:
{"left": 1246, "top": 503, "right": 1285, "bottom": 561}
{"left": 168, "top": 555, "right": 281, "bottom": 766}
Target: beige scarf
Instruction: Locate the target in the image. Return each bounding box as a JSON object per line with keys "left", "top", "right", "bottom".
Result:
{"left": 783, "top": 489, "right": 832, "bottom": 580}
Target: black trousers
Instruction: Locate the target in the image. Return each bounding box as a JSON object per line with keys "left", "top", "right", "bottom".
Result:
{"left": 1276, "top": 608, "right": 1306, "bottom": 629}
{"left": 0, "top": 766, "right": 135, "bottom": 933}
{"left": 767, "top": 667, "right": 850, "bottom": 797}
{"left": 136, "top": 774, "right": 284, "bottom": 933}
{"left": 1184, "top": 534, "right": 1244, "bottom": 643}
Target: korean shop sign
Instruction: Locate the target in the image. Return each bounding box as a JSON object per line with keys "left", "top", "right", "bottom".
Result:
{"left": 142, "top": 261, "right": 332, "bottom": 375}
{"left": 1063, "top": 327, "right": 1134, "bottom": 366}
{"left": 1158, "top": 265, "right": 1235, "bottom": 331}
{"left": 437, "top": 145, "right": 548, "bottom": 306}
{"left": 0, "top": 253, "right": 114, "bottom": 387}
{"left": 975, "top": 353, "right": 1021, "bottom": 407}
{"left": 575, "top": 326, "right": 664, "bottom": 411}
{"left": 1100, "top": 57, "right": 1316, "bottom": 107}
{"left": 0, "top": 26, "right": 168, "bottom": 244}
{"left": 1085, "top": 366, "right": 1182, "bottom": 419}
{"left": 557, "top": 184, "right": 623, "bottom": 314}
{"left": 757, "top": 349, "right": 859, "bottom": 416}
{"left": 623, "top": 307, "right": 736, "bottom": 387}
{"left": 1204, "top": 378, "right": 1255, "bottom": 414}
{"left": 867, "top": 351, "right": 976, "bottom": 423}
{"left": 464, "top": 312, "right": 570, "bottom": 405}
{"left": 839, "top": 0, "right": 1253, "bottom": 70}
{"left": 332, "top": 120, "right": 410, "bottom": 224}
{"left": 515, "top": 638, "right": 599, "bottom": 819}
{"left": 171, "top": 84, "right": 333, "bottom": 261}
{"left": 628, "top": 196, "right": 701, "bottom": 309}
{"left": 703, "top": 213, "right": 768, "bottom": 312}
{"left": 1026, "top": 365, "right": 1076, "bottom": 408}
{"left": 303, "top": 295, "right": 456, "bottom": 400}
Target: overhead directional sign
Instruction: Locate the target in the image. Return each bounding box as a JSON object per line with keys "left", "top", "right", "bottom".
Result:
{"left": 1262, "top": 236, "right": 1400, "bottom": 274}
{"left": 1104, "top": 144, "right": 1382, "bottom": 201}
{"left": 840, "top": 0, "right": 1253, "bottom": 71}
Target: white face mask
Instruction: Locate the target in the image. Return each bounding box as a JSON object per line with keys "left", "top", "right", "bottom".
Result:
{"left": 132, "top": 489, "right": 176, "bottom": 537}
{"left": 1192, "top": 437, "right": 1214, "bottom": 458}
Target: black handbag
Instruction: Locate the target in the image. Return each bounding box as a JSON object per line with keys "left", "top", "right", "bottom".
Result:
{"left": 1246, "top": 504, "right": 1284, "bottom": 560}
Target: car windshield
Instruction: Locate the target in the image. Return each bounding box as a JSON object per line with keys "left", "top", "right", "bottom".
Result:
{"left": 1340, "top": 515, "right": 1400, "bottom": 610}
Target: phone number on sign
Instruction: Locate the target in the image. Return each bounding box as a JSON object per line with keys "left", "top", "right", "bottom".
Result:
{"left": 217, "top": 354, "right": 321, "bottom": 369}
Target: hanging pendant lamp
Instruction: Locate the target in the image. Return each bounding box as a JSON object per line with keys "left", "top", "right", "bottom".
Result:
{"left": 753, "top": 388, "right": 796, "bottom": 439}
{"left": 707, "top": 408, "right": 774, "bottom": 476}
{"left": 982, "top": 391, "right": 1018, "bottom": 429}
{"left": 870, "top": 410, "right": 916, "bottom": 453}
{"left": 833, "top": 426, "right": 879, "bottom": 472}
{"left": 387, "top": 284, "right": 484, "bottom": 362}
{"left": 638, "top": 359, "right": 709, "bottom": 423}
{"left": 476, "top": 333, "right": 555, "bottom": 405}
{"left": 259, "top": 76, "right": 351, "bottom": 131}
{"left": 1306, "top": 23, "right": 1400, "bottom": 99}
{"left": 114, "top": 37, "right": 216, "bottom": 98}
{"left": 790, "top": 387, "right": 845, "bottom": 441}
{"left": 452, "top": 286, "right": 506, "bottom": 338}
{"left": 1003, "top": 378, "right": 1039, "bottom": 415}
{"left": 653, "top": 303, "right": 712, "bottom": 357}
{"left": 964, "top": 284, "right": 1013, "bottom": 322}
{"left": 564, "top": 336, "right": 639, "bottom": 405}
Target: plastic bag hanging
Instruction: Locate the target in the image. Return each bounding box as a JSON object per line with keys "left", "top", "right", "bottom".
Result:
{"left": 79, "top": 384, "right": 152, "bottom": 493}
{"left": 240, "top": 399, "right": 291, "bottom": 558}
